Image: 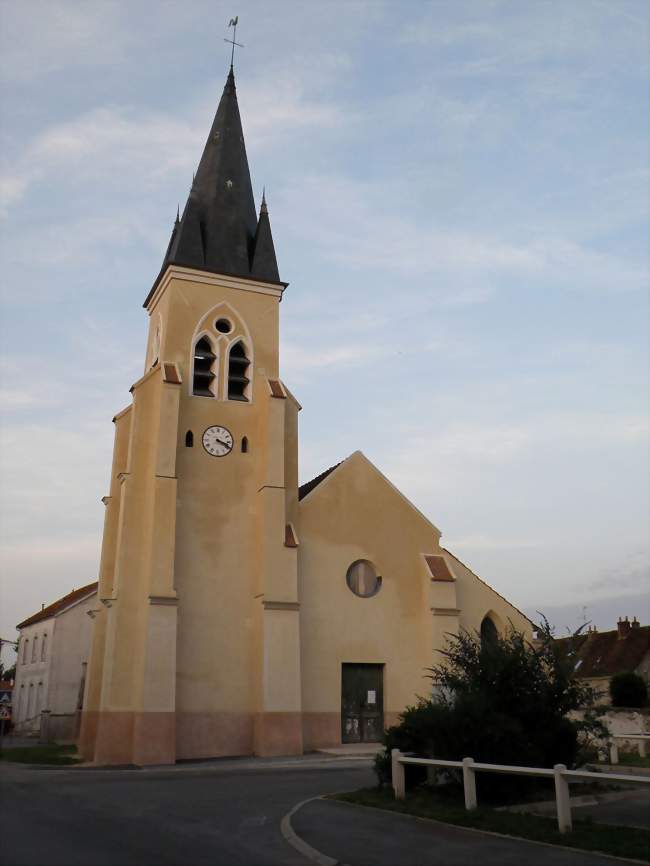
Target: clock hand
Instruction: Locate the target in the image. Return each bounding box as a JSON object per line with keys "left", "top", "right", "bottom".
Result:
{"left": 215, "top": 438, "right": 231, "bottom": 449}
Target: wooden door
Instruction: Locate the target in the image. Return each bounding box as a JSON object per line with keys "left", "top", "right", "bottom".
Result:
{"left": 341, "top": 663, "right": 384, "bottom": 743}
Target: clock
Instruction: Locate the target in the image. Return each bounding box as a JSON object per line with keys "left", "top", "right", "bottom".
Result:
{"left": 202, "top": 426, "right": 233, "bottom": 457}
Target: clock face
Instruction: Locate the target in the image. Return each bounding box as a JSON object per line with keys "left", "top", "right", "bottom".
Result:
{"left": 202, "top": 426, "right": 233, "bottom": 457}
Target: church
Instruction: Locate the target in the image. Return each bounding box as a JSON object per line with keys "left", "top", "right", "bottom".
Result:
{"left": 79, "top": 65, "right": 531, "bottom": 766}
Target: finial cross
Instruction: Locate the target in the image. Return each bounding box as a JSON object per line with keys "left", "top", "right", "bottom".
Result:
{"left": 225, "top": 16, "right": 244, "bottom": 67}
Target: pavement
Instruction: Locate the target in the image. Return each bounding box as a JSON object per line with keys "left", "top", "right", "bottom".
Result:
{"left": 0, "top": 757, "right": 646, "bottom": 866}
{"left": 291, "top": 798, "right": 643, "bottom": 866}
{"left": 572, "top": 788, "right": 650, "bottom": 831}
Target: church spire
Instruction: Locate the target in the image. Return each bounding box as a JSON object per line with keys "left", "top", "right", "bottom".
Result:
{"left": 251, "top": 189, "right": 280, "bottom": 282}
{"left": 147, "top": 66, "right": 283, "bottom": 304}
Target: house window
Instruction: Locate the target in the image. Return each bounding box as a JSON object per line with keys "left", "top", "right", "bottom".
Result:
{"left": 227, "top": 341, "right": 250, "bottom": 401}
{"left": 31, "top": 636, "right": 38, "bottom": 663}
{"left": 41, "top": 634, "right": 48, "bottom": 661}
{"left": 185, "top": 430, "right": 194, "bottom": 448}
{"left": 346, "top": 560, "right": 382, "bottom": 598}
{"left": 192, "top": 337, "right": 216, "bottom": 397}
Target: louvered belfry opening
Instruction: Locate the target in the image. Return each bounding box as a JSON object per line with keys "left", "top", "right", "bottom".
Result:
{"left": 193, "top": 337, "right": 216, "bottom": 396}
{"left": 228, "top": 341, "right": 250, "bottom": 401}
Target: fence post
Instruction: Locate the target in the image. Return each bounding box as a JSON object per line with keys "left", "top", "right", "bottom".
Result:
{"left": 610, "top": 741, "right": 619, "bottom": 764}
{"left": 391, "top": 749, "right": 406, "bottom": 801}
{"left": 553, "top": 764, "right": 572, "bottom": 834}
{"left": 639, "top": 739, "right": 646, "bottom": 759}
{"left": 462, "top": 757, "right": 477, "bottom": 810}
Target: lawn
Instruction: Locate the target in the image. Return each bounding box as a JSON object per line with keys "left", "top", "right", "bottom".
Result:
{"left": 0, "top": 744, "right": 81, "bottom": 765}
{"left": 331, "top": 787, "right": 650, "bottom": 863}
{"left": 618, "top": 751, "right": 650, "bottom": 770}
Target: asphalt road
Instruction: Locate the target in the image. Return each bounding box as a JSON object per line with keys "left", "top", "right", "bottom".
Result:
{"left": 1, "top": 759, "right": 645, "bottom": 866}
{"left": 2, "top": 759, "right": 374, "bottom": 866}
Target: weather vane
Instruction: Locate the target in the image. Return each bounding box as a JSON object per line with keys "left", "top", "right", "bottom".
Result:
{"left": 225, "top": 16, "right": 244, "bottom": 67}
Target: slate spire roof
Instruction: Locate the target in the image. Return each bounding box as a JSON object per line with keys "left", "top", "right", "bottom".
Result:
{"left": 145, "top": 67, "right": 283, "bottom": 306}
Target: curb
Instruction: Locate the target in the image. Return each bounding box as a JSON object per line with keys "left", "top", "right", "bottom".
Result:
{"left": 284, "top": 795, "right": 649, "bottom": 866}
{"left": 0, "top": 754, "right": 373, "bottom": 779}
{"left": 280, "top": 796, "right": 344, "bottom": 866}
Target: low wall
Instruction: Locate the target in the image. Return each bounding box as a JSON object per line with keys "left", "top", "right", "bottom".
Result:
{"left": 39, "top": 711, "right": 79, "bottom": 744}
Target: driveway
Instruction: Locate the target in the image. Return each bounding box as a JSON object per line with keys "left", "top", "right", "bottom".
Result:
{"left": 1, "top": 759, "right": 640, "bottom": 865}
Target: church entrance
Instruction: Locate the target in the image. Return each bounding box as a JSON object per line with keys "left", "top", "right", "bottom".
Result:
{"left": 341, "top": 663, "right": 384, "bottom": 743}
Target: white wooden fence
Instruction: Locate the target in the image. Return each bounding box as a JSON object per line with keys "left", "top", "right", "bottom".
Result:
{"left": 391, "top": 748, "right": 649, "bottom": 833}
{"left": 610, "top": 733, "right": 649, "bottom": 764}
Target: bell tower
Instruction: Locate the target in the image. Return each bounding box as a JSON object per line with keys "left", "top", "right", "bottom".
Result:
{"left": 80, "top": 66, "right": 303, "bottom": 765}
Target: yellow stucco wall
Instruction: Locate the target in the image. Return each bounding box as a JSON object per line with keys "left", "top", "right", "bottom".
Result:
{"left": 297, "top": 451, "right": 532, "bottom": 745}
{"left": 81, "top": 263, "right": 533, "bottom": 764}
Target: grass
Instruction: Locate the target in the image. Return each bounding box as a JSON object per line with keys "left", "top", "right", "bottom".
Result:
{"left": 618, "top": 752, "right": 650, "bottom": 769}
{"left": 331, "top": 787, "right": 650, "bottom": 863}
{"left": 0, "top": 744, "right": 81, "bottom": 765}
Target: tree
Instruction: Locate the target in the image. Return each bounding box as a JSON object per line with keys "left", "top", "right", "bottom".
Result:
{"left": 610, "top": 672, "right": 647, "bottom": 708}
{"left": 375, "top": 620, "right": 605, "bottom": 793}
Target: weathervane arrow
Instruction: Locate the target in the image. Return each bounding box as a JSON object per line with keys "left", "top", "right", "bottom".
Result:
{"left": 224, "top": 16, "right": 244, "bottom": 67}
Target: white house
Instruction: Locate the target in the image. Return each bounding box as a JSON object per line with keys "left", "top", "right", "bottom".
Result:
{"left": 14, "top": 583, "right": 97, "bottom": 740}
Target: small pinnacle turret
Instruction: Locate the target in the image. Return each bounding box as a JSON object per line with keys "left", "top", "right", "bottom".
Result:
{"left": 145, "top": 67, "right": 283, "bottom": 305}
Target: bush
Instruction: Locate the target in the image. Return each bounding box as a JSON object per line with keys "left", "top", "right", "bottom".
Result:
{"left": 376, "top": 620, "right": 605, "bottom": 799}
{"left": 610, "top": 672, "right": 648, "bottom": 708}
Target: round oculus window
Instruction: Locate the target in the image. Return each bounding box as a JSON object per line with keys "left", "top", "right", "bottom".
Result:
{"left": 346, "top": 560, "right": 382, "bottom": 598}
{"left": 215, "top": 318, "right": 233, "bottom": 334}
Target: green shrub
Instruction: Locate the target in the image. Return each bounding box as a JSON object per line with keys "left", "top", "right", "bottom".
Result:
{"left": 610, "top": 672, "right": 648, "bottom": 708}
{"left": 376, "top": 620, "right": 605, "bottom": 799}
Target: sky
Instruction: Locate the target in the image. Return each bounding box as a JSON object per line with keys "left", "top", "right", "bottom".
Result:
{"left": 0, "top": 0, "right": 648, "bottom": 662}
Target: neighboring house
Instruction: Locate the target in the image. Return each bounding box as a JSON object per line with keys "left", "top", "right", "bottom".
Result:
{"left": 557, "top": 618, "right": 650, "bottom": 703}
{"left": 80, "top": 65, "right": 533, "bottom": 767}
{"left": 0, "top": 680, "right": 13, "bottom": 727}
{"left": 14, "top": 583, "right": 98, "bottom": 739}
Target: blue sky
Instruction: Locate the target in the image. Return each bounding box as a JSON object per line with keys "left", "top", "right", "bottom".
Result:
{"left": 1, "top": 0, "right": 648, "bottom": 657}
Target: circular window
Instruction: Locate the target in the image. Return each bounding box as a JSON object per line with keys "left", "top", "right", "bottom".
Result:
{"left": 215, "top": 318, "right": 232, "bottom": 334}
{"left": 346, "top": 560, "right": 382, "bottom": 598}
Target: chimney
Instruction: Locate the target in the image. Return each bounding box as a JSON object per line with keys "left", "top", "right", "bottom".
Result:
{"left": 617, "top": 617, "right": 631, "bottom": 639}
{"left": 41, "top": 604, "right": 44, "bottom": 610}
{"left": 631, "top": 617, "right": 641, "bottom": 630}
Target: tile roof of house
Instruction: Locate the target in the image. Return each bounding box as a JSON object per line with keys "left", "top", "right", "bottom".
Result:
{"left": 16, "top": 582, "right": 98, "bottom": 630}
{"left": 298, "top": 462, "right": 343, "bottom": 501}
{"left": 555, "top": 625, "right": 650, "bottom": 679}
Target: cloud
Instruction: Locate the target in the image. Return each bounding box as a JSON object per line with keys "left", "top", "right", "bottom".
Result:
{"left": 281, "top": 175, "right": 648, "bottom": 295}
{"left": 0, "top": 74, "right": 343, "bottom": 218}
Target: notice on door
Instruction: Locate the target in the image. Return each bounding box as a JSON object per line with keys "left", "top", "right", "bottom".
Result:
{"left": 367, "top": 690, "right": 376, "bottom": 704}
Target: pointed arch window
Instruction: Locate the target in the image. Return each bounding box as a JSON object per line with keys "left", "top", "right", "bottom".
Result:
{"left": 185, "top": 430, "right": 194, "bottom": 447}
{"left": 480, "top": 616, "right": 498, "bottom": 649}
{"left": 228, "top": 341, "right": 250, "bottom": 402}
{"left": 192, "top": 337, "right": 216, "bottom": 397}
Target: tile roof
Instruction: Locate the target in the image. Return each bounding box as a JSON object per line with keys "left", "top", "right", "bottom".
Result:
{"left": 298, "top": 461, "right": 343, "bottom": 501}
{"left": 284, "top": 524, "right": 298, "bottom": 548}
{"left": 424, "top": 555, "right": 455, "bottom": 582}
{"left": 555, "top": 625, "right": 650, "bottom": 679}
{"left": 16, "top": 582, "right": 98, "bottom": 630}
